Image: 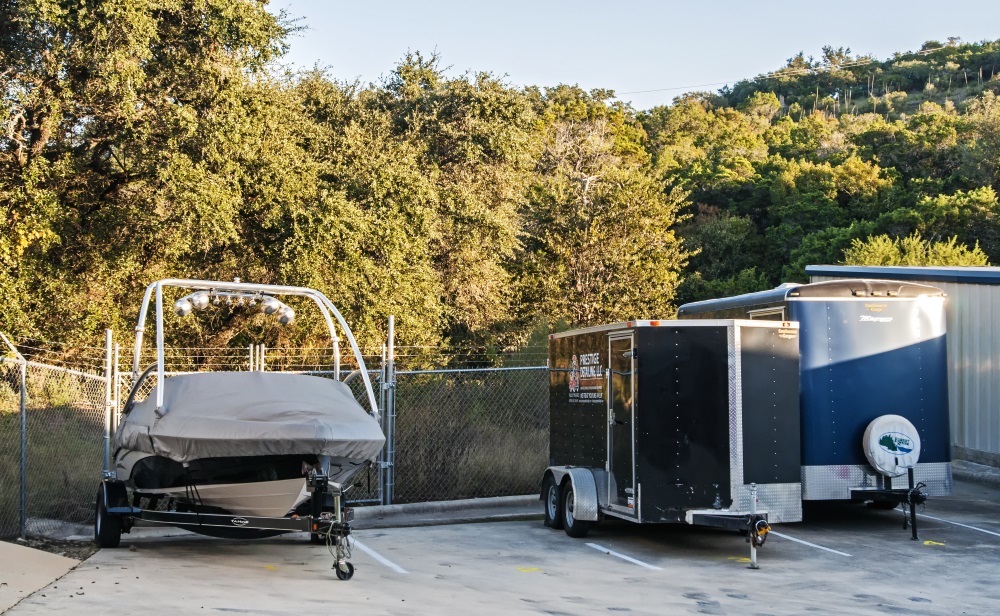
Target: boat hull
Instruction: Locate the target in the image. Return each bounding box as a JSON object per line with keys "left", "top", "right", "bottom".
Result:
{"left": 136, "top": 477, "right": 310, "bottom": 518}
{"left": 114, "top": 450, "right": 368, "bottom": 517}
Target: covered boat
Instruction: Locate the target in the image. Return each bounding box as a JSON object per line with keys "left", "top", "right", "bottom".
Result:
{"left": 114, "top": 371, "right": 385, "bottom": 517}
{"left": 97, "top": 279, "right": 386, "bottom": 570}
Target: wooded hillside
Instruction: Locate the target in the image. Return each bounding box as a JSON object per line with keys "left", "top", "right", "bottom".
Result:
{"left": 3, "top": 1, "right": 999, "bottom": 357}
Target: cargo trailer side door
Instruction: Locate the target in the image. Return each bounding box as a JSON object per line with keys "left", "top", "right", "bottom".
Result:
{"left": 607, "top": 334, "right": 637, "bottom": 516}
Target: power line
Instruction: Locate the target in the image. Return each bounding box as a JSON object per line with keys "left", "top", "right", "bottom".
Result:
{"left": 616, "top": 46, "right": 948, "bottom": 97}
{"left": 619, "top": 80, "right": 738, "bottom": 95}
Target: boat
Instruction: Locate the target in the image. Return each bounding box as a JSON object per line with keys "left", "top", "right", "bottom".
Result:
{"left": 107, "top": 279, "right": 385, "bottom": 532}
{"left": 113, "top": 371, "right": 385, "bottom": 518}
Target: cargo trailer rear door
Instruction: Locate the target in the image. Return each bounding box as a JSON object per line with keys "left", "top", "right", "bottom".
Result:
{"left": 607, "top": 333, "right": 637, "bottom": 517}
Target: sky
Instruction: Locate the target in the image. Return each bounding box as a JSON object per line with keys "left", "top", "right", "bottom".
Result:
{"left": 268, "top": 0, "right": 1000, "bottom": 110}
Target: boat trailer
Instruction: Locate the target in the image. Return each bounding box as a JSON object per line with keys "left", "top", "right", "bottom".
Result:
{"left": 95, "top": 469, "right": 359, "bottom": 580}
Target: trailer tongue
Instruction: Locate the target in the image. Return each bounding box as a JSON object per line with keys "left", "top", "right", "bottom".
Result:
{"left": 541, "top": 319, "right": 802, "bottom": 567}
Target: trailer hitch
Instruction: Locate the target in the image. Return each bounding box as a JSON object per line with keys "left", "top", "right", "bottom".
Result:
{"left": 746, "top": 483, "right": 766, "bottom": 569}
{"left": 746, "top": 515, "right": 770, "bottom": 548}
{"left": 902, "top": 469, "right": 928, "bottom": 541}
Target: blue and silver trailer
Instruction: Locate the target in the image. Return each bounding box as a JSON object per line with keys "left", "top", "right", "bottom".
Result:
{"left": 678, "top": 279, "right": 951, "bottom": 505}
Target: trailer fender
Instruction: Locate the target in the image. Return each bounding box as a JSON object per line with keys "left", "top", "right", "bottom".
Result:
{"left": 545, "top": 467, "right": 599, "bottom": 522}
{"left": 101, "top": 479, "right": 130, "bottom": 513}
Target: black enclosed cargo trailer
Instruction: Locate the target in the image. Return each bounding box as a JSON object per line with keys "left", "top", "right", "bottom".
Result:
{"left": 541, "top": 319, "right": 802, "bottom": 563}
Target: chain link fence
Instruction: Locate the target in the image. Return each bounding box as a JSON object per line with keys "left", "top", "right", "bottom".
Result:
{"left": 389, "top": 367, "right": 549, "bottom": 504}
{"left": 0, "top": 361, "right": 23, "bottom": 538}
{"left": 0, "top": 357, "right": 109, "bottom": 538}
{"left": 1, "top": 330, "right": 551, "bottom": 538}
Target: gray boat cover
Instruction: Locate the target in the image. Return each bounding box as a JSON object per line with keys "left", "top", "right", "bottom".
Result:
{"left": 114, "top": 372, "right": 385, "bottom": 463}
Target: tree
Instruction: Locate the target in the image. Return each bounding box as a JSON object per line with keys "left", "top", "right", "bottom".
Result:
{"left": 374, "top": 54, "right": 539, "bottom": 345}
{"left": 1, "top": 0, "right": 293, "bottom": 344}
{"left": 821, "top": 46, "right": 853, "bottom": 68}
{"left": 843, "top": 232, "right": 989, "bottom": 266}
{"left": 518, "top": 88, "right": 691, "bottom": 325}
{"left": 961, "top": 92, "right": 1000, "bottom": 190}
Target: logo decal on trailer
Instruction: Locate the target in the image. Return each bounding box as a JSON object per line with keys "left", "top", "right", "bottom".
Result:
{"left": 569, "top": 352, "right": 605, "bottom": 404}
{"left": 859, "top": 315, "right": 893, "bottom": 323}
{"left": 878, "top": 432, "right": 914, "bottom": 454}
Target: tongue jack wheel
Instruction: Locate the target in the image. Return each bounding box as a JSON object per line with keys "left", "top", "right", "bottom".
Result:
{"left": 335, "top": 561, "right": 355, "bottom": 580}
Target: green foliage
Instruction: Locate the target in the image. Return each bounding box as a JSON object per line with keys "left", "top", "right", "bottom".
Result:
{"left": 722, "top": 38, "right": 1000, "bottom": 116}
{"left": 675, "top": 268, "right": 770, "bottom": 306}
{"left": 518, "top": 90, "right": 691, "bottom": 325}
{"left": 961, "top": 92, "right": 1000, "bottom": 188}
{"left": 843, "top": 232, "right": 989, "bottom": 266}
{"left": 783, "top": 221, "right": 876, "bottom": 281}
{"left": 679, "top": 207, "right": 763, "bottom": 281}
{"left": 3, "top": 7, "right": 999, "bottom": 353}
{"left": 648, "top": 39, "right": 1000, "bottom": 306}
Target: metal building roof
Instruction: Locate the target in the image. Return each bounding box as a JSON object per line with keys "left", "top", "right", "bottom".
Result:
{"left": 806, "top": 265, "right": 1000, "bottom": 285}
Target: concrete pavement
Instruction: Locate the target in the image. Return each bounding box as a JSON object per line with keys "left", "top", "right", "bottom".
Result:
{"left": 0, "top": 541, "right": 77, "bottom": 612}
{"left": 5, "top": 470, "right": 1000, "bottom": 615}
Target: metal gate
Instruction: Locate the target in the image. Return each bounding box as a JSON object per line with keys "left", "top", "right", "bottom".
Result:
{"left": 386, "top": 366, "right": 549, "bottom": 504}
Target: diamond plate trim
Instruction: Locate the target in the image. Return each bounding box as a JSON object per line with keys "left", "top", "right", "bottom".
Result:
{"left": 731, "top": 482, "right": 803, "bottom": 523}
{"left": 729, "top": 324, "right": 744, "bottom": 490}
{"left": 802, "top": 462, "right": 953, "bottom": 500}
{"left": 565, "top": 467, "right": 600, "bottom": 521}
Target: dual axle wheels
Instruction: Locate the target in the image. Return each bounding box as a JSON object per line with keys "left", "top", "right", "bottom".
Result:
{"left": 543, "top": 475, "right": 592, "bottom": 538}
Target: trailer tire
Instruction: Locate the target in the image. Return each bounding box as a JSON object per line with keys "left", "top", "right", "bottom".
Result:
{"left": 94, "top": 483, "right": 122, "bottom": 548}
{"left": 543, "top": 474, "right": 564, "bottom": 529}
{"left": 562, "top": 483, "right": 592, "bottom": 538}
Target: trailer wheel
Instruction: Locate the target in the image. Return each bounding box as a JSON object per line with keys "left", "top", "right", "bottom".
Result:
{"left": 94, "top": 483, "right": 122, "bottom": 548}
{"left": 542, "top": 474, "right": 564, "bottom": 529}
{"left": 562, "top": 483, "right": 592, "bottom": 538}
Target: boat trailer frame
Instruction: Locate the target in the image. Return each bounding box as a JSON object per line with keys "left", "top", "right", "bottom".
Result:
{"left": 97, "top": 470, "right": 359, "bottom": 580}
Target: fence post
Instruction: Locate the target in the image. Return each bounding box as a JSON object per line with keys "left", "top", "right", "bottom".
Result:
{"left": 385, "top": 315, "right": 395, "bottom": 506}
{"left": 113, "top": 343, "right": 121, "bottom": 434}
{"left": 378, "top": 343, "right": 386, "bottom": 505}
{"left": 103, "top": 330, "right": 113, "bottom": 472}
{"left": 19, "top": 360, "right": 27, "bottom": 539}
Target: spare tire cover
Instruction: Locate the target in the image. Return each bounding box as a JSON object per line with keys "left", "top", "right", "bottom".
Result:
{"left": 862, "top": 415, "right": 922, "bottom": 478}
